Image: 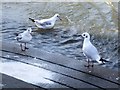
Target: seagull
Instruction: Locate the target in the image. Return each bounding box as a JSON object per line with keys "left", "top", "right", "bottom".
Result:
{"left": 16, "top": 28, "right": 32, "bottom": 51}
{"left": 81, "top": 32, "right": 109, "bottom": 68}
{"left": 29, "top": 14, "right": 62, "bottom": 29}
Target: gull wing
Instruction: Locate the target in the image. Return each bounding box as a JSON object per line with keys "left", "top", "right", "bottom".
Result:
{"left": 39, "top": 21, "right": 51, "bottom": 26}
{"left": 83, "top": 42, "right": 100, "bottom": 60}
{"left": 16, "top": 34, "right": 22, "bottom": 41}
{"left": 35, "top": 20, "right": 51, "bottom": 27}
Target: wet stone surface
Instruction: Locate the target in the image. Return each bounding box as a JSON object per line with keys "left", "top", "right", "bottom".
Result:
{"left": 1, "top": 2, "right": 119, "bottom": 70}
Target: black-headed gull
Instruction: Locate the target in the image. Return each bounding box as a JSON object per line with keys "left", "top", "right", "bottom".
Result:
{"left": 81, "top": 32, "right": 109, "bottom": 67}
{"left": 16, "top": 28, "right": 32, "bottom": 51}
{"left": 29, "top": 14, "right": 62, "bottom": 29}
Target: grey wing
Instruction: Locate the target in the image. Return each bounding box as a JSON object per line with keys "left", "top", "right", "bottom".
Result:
{"left": 36, "top": 21, "right": 51, "bottom": 26}
{"left": 41, "top": 21, "right": 51, "bottom": 26}
{"left": 83, "top": 45, "right": 99, "bottom": 59}
{"left": 16, "top": 34, "right": 22, "bottom": 41}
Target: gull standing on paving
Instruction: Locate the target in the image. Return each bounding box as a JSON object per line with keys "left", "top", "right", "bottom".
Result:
{"left": 16, "top": 28, "right": 32, "bottom": 51}
{"left": 29, "top": 13, "right": 62, "bottom": 29}
{"left": 81, "top": 32, "right": 109, "bottom": 67}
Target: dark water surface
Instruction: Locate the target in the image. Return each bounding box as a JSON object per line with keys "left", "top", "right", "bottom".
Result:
{"left": 1, "top": 2, "right": 119, "bottom": 70}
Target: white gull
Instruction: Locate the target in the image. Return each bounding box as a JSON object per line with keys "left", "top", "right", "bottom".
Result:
{"left": 81, "top": 32, "right": 109, "bottom": 67}
{"left": 16, "top": 28, "right": 32, "bottom": 51}
{"left": 29, "top": 14, "right": 62, "bottom": 29}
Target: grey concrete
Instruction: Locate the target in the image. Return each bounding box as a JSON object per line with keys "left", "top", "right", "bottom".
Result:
{"left": 0, "top": 41, "right": 120, "bottom": 89}
{"left": 1, "top": 73, "right": 40, "bottom": 89}
{"left": 1, "top": 51, "right": 119, "bottom": 88}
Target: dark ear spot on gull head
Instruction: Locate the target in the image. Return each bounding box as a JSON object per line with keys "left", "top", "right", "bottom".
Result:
{"left": 27, "top": 28, "right": 32, "bottom": 33}
{"left": 55, "top": 14, "right": 62, "bottom": 21}
{"left": 82, "top": 32, "right": 90, "bottom": 39}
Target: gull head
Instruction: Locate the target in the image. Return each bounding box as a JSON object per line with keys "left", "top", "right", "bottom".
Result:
{"left": 54, "top": 13, "right": 62, "bottom": 21}
{"left": 27, "top": 28, "right": 32, "bottom": 34}
{"left": 81, "top": 32, "right": 90, "bottom": 40}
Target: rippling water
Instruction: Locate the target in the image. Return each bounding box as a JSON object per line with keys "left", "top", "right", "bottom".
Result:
{"left": 1, "top": 2, "right": 119, "bottom": 70}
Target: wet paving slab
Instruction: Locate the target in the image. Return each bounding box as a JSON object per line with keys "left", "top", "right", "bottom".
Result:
{"left": 1, "top": 73, "right": 41, "bottom": 89}
{"left": 0, "top": 41, "right": 120, "bottom": 89}
{"left": 1, "top": 51, "right": 119, "bottom": 89}
{"left": 0, "top": 58, "right": 69, "bottom": 89}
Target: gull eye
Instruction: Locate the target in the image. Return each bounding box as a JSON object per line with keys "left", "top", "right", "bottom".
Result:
{"left": 83, "top": 34, "right": 85, "bottom": 36}
{"left": 86, "top": 36, "right": 88, "bottom": 38}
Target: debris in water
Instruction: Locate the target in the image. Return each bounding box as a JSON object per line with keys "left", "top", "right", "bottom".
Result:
{"left": 13, "top": 56, "right": 19, "bottom": 58}
{"left": 5, "top": 55, "right": 10, "bottom": 58}
{"left": 116, "top": 77, "right": 120, "bottom": 81}
{"left": 89, "top": 71, "right": 91, "bottom": 73}
{"left": 34, "top": 57, "right": 37, "bottom": 60}
{"left": 66, "top": 16, "right": 73, "bottom": 24}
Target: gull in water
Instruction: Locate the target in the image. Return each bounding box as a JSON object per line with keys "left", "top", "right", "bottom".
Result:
{"left": 16, "top": 28, "right": 32, "bottom": 51}
{"left": 81, "top": 32, "right": 109, "bottom": 68}
{"left": 29, "top": 13, "right": 62, "bottom": 29}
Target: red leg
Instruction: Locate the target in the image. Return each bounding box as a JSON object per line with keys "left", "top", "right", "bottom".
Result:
{"left": 20, "top": 43, "right": 25, "bottom": 51}
{"left": 25, "top": 43, "right": 29, "bottom": 50}
{"left": 91, "top": 61, "right": 94, "bottom": 67}
{"left": 20, "top": 43, "right": 23, "bottom": 51}
{"left": 84, "top": 59, "right": 90, "bottom": 68}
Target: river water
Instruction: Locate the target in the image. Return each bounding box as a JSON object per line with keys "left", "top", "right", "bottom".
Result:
{"left": 1, "top": 2, "right": 119, "bottom": 70}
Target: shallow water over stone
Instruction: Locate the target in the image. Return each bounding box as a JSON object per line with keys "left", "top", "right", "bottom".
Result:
{"left": 1, "top": 2, "right": 119, "bottom": 70}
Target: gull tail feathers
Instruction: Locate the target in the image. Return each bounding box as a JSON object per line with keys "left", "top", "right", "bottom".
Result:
{"left": 29, "top": 18, "right": 35, "bottom": 22}
{"left": 99, "top": 58, "right": 112, "bottom": 63}
{"left": 14, "top": 33, "right": 19, "bottom": 36}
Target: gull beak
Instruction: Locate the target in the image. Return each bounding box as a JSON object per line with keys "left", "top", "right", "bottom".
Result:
{"left": 58, "top": 16, "right": 62, "bottom": 21}
{"left": 79, "top": 34, "right": 84, "bottom": 40}
{"left": 59, "top": 18, "right": 62, "bottom": 21}
{"left": 30, "top": 33, "right": 32, "bottom": 35}
{"left": 30, "top": 31, "right": 34, "bottom": 35}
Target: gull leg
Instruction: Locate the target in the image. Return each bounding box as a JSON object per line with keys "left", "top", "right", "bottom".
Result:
{"left": 102, "top": 61, "right": 105, "bottom": 64}
{"left": 84, "top": 59, "right": 90, "bottom": 68}
{"left": 91, "top": 61, "right": 94, "bottom": 67}
{"left": 20, "top": 43, "right": 25, "bottom": 51}
{"left": 25, "top": 43, "right": 29, "bottom": 50}
{"left": 20, "top": 43, "right": 22, "bottom": 50}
